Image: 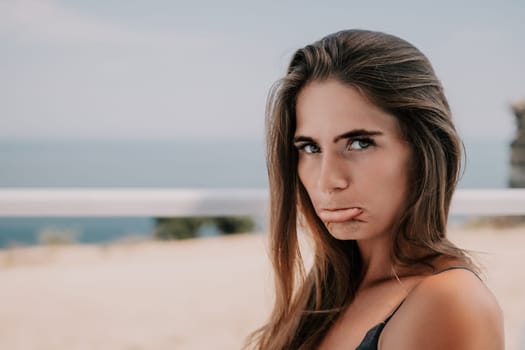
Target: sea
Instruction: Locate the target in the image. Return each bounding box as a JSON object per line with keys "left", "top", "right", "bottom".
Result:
{"left": 0, "top": 138, "right": 511, "bottom": 248}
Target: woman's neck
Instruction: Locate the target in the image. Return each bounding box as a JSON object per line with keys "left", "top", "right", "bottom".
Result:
{"left": 357, "top": 235, "right": 395, "bottom": 289}
{"left": 356, "top": 234, "right": 434, "bottom": 290}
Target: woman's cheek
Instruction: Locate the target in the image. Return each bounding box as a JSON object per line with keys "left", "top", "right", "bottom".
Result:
{"left": 298, "top": 158, "right": 317, "bottom": 189}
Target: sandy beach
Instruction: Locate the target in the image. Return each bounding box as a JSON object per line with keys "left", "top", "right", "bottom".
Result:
{"left": 0, "top": 226, "right": 524, "bottom": 350}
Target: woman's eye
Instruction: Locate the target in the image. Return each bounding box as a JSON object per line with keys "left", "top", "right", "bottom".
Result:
{"left": 348, "top": 138, "right": 373, "bottom": 150}
{"left": 301, "top": 144, "right": 320, "bottom": 154}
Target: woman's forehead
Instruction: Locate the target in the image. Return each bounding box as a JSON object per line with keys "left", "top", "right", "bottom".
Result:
{"left": 294, "top": 80, "right": 402, "bottom": 138}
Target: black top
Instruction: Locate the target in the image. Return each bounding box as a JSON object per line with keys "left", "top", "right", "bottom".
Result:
{"left": 354, "top": 300, "right": 404, "bottom": 350}
{"left": 354, "top": 266, "right": 479, "bottom": 350}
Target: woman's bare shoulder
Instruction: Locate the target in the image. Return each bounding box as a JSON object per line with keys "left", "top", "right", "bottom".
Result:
{"left": 381, "top": 268, "right": 504, "bottom": 350}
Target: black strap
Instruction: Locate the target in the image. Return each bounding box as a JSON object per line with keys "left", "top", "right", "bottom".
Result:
{"left": 383, "top": 298, "right": 405, "bottom": 324}
{"left": 433, "top": 266, "right": 482, "bottom": 281}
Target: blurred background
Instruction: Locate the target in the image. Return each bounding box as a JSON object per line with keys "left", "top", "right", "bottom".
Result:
{"left": 0, "top": 0, "right": 524, "bottom": 349}
{"left": 1, "top": 0, "right": 524, "bottom": 244}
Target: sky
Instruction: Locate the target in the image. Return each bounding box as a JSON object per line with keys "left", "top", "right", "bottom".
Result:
{"left": 1, "top": 0, "right": 524, "bottom": 141}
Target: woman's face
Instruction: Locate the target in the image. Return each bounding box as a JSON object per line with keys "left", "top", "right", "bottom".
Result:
{"left": 294, "top": 79, "right": 411, "bottom": 241}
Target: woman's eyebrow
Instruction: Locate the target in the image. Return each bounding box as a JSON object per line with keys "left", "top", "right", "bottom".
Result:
{"left": 293, "top": 130, "right": 382, "bottom": 144}
{"left": 293, "top": 136, "right": 315, "bottom": 143}
{"left": 333, "top": 129, "right": 382, "bottom": 143}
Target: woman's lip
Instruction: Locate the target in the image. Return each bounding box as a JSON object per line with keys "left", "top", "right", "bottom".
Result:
{"left": 318, "top": 207, "right": 363, "bottom": 223}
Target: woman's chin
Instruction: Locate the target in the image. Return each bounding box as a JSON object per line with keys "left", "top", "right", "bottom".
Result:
{"left": 326, "top": 220, "right": 365, "bottom": 240}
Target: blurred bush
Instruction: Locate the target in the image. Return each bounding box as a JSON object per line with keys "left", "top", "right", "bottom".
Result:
{"left": 38, "top": 227, "right": 80, "bottom": 245}
{"left": 154, "top": 216, "right": 256, "bottom": 240}
{"left": 465, "top": 215, "right": 525, "bottom": 228}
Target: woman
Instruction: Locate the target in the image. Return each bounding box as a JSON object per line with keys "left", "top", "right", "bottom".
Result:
{"left": 246, "top": 29, "right": 504, "bottom": 349}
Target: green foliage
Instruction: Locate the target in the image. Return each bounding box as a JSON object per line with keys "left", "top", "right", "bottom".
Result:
{"left": 154, "top": 217, "right": 204, "bottom": 240}
{"left": 215, "top": 216, "right": 255, "bottom": 235}
{"left": 153, "top": 216, "right": 256, "bottom": 240}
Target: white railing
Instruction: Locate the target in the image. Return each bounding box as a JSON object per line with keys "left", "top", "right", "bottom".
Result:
{"left": 0, "top": 188, "right": 268, "bottom": 217}
{"left": 0, "top": 188, "right": 524, "bottom": 217}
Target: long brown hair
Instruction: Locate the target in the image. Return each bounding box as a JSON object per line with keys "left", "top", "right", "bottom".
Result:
{"left": 246, "top": 29, "right": 472, "bottom": 350}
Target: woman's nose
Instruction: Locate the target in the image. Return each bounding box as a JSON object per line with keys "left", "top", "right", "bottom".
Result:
{"left": 317, "top": 152, "right": 350, "bottom": 193}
